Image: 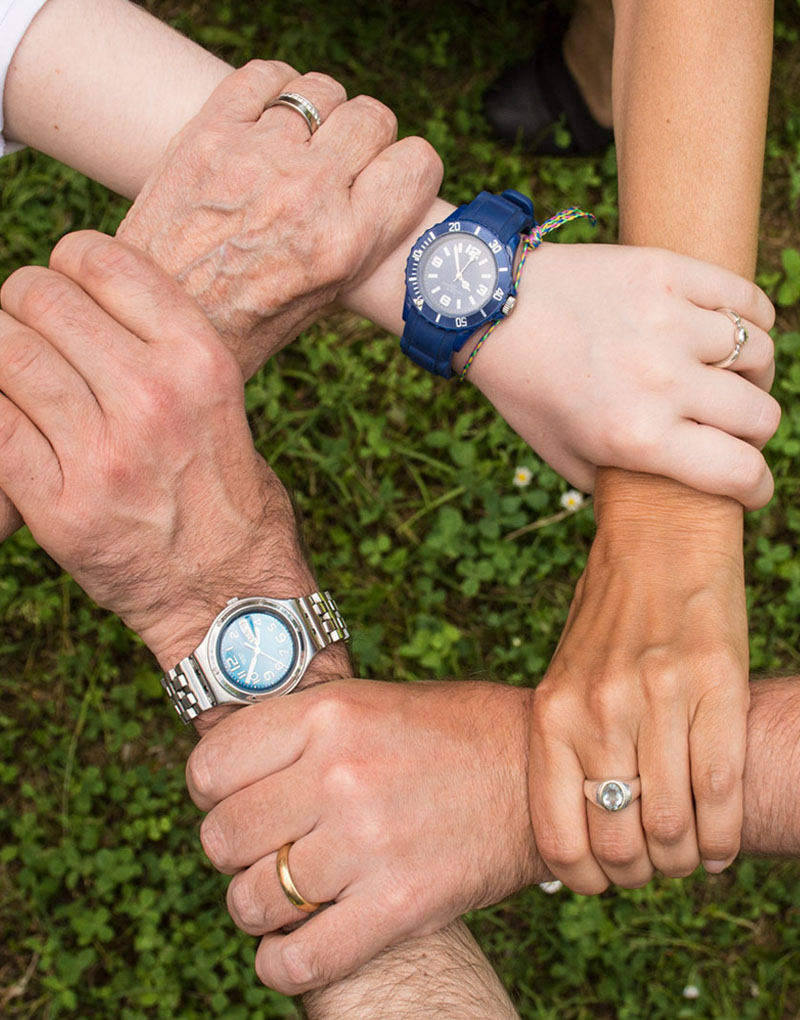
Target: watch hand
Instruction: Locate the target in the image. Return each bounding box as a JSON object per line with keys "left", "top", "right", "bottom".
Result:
{"left": 261, "top": 651, "right": 287, "bottom": 670}
{"left": 246, "top": 654, "right": 259, "bottom": 686}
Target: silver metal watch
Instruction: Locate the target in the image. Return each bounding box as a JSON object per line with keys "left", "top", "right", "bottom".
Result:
{"left": 161, "top": 592, "right": 349, "bottom": 724}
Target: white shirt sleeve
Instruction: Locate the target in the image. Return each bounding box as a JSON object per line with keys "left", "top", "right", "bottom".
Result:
{"left": 0, "top": 0, "right": 50, "bottom": 155}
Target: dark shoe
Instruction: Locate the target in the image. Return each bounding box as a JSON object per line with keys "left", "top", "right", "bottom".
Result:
{"left": 483, "top": 33, "right": 614, "bottom": 156}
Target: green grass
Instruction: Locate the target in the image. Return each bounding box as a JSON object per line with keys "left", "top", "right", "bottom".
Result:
{"left": 1, "top": 0, "right": 800, "bottom": 1017}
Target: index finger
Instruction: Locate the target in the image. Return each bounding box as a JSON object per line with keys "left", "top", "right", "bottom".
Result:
{"left": 690, "top": 688, "right": 748, "bottom": 873}
{"left": 676, "top": 252, "right": 775, "bottom": 332}
{"left": 186, "top": 694, "right": 313, "bottom": 810}
{"left": 49, "top": 231, "right": 222, "bottom": 355}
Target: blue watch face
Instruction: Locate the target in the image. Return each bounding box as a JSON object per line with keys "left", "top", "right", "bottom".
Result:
{"left": 216, "top": 610, "right": 298, "bottom": 693}
{"left": 419, "top": 233, "right": 498, "bottom": 316}
{"left": 405, "top": 219, "right": 514, "bottom": 331}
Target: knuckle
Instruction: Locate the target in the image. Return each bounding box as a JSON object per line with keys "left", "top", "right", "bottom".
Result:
{"left": 730, "top": 444, "right": 767, "bottom": 502}
{"left": 306, "top": 687, "right": 351, "bottom": 735}
{"left": 246, "top": 58, "right": 297, "bottom": 79}
{"left": 302, "top": 71, "right": 347, "bottom": 104}
{"left": 48, "top": 230, "right": 101, "bottom": 276}
{"left": 694, "top": 763, "right": 738, "bottom": 805}
{"left": 227, "top": 876, "right": 263, "bottom": 930}
{"left": 185, "top": 337, "right": 241, "bottom": 397}
{"left": 535, "top": 827, "right": 585, "bottom": 871}
{"left": 407, "top": 135, "right": 444, "bottom": 181}
{"left": 531, "top": 681, "right": 576, "bottom": 733}
{"left": 134, "top": 373, "right": 179, "bottom": 424}
{"left": 321, "top": 757, "right": 362, "bottom": 802}
{"left": 276, "top": 941, "right": 319, "bottom": 991}
{"left": 587, "top": 675, "right": 631, "bottom": 727}
{"left": 643, "top": 801, "right": 692, "bottom": 847}
{"left": 185, "top": 745, "right": 217, "bottom": 805}
{"left": 592, "top": 837, "right": 640, "bottom": 870}
{"left": 13, "top": 270, "right": 73, "bottom": 328}
{"left": 76, "top": 236, "right": 141, "bottom": 290}
{"left": 2, "top": 329, "right": 47, "bottom": 385}
{"left": 0, "top": 409, "right": 25, "bottom": 458}
{"left": 352, "top": 94, "right": 397, "bottom": 137}
{"left": 756, "top": 394, "right": 781, "bottom": 443}
{"left": 0, "top": 264, "right": 39, "bottom": 309}
{"left": 199, "top": 812, "right": 231, "bottom": 871}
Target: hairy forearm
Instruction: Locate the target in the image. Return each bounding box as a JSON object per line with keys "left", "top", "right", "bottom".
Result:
{"left": 741, "top": 677, "right": 800, "bottom": 857}
{"left": 604, "top": 0, "right": 773, "bottom": 513}
{"left": 302, "top": 920, "right": 520, "bottom": 1020}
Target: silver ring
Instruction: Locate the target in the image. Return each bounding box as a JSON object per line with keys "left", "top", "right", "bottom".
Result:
{"left": 264, "top": 92, "right": 323, "bottom": 136}
{"left": 584, "top": 777, "right": 642, "bottom": 812}
{"left": 711, "top": 307, "right": 749, "bottom": 369}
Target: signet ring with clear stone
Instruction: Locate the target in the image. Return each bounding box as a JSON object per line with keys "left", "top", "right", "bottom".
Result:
{"left": 584, "top": 777, "right": 642, "bottom": 812}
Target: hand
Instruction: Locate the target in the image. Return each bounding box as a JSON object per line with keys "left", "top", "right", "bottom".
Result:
{"left": 455, "top": 242, "right": 779, "bottom": 509}
{"left": 529, "top": 470, "right": 749, "bottom": 893}
{"left": 0, "top": 231, "right": 316, "bottom": 669}
{"left": 117, "top": 60, "right": 442, "bottom": 376}
{"left": 185, "top": 679, "right": 540, "bottom": 995}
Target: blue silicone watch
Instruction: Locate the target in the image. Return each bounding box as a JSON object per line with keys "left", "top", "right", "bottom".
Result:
{"left": 400, "top": 189, "right": 535, "bottom": 378}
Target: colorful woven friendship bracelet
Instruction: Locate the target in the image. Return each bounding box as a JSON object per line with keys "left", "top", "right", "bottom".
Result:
{"left": 458, "top": 206, "right": 597, "bottom": 381}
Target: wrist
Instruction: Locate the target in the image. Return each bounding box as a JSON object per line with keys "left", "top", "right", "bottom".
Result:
{"left": 138, "top": 547, "right": 319, "bottom": 673}
{"left": 339, "top": 198, "right": 455, "bottom": 335}
{"left": 593, "top": 468, "right": 744, "bottom": 554}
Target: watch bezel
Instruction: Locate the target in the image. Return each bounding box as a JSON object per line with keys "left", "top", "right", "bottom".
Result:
{"left": 404, "top": 218, "right": 515, "bottom": 332}
{"left": 205, "top": 596, "right": 309, "bottom": 702}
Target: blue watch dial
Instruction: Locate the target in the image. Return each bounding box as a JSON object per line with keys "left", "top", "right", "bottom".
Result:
{"left": 406, "top": 219, "right": 514, "bottom": 333}
{"left": 419, "top": 233, "right": 499, "bottom": 317}
{"left": 216, "top": 609, "right": 298, "bottom": 693}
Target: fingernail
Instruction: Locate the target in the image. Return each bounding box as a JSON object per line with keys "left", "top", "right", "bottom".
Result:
{"left": 702, "top": 859, "right": 729, "bottom": 874}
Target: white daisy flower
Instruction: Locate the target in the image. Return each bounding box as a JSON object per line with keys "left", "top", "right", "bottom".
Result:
{"left": 682, "top": 985, "right": 700, "bottom": 1000}
{"left": 513, "top": 466, "right": 533, "bottom": 487}
{"left": 560, "top": 489, "right": 585, "bottom": 512}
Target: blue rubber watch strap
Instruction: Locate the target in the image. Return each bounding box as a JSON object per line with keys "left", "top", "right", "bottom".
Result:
{"left": 449, "top": 189, "right": 535, "bottom": 237}
{"left": 401, "top": 190, "right": 536, "bottom": 378}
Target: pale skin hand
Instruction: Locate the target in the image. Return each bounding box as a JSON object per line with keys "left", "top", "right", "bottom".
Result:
{"left": 116, "top": 60, "right": 443, "bottom": 378}
{"left": 2, "top": 0, "right": 779, "bottom": 507}
{"left": 529, "top": 0, "right": 774, "bottom": 893}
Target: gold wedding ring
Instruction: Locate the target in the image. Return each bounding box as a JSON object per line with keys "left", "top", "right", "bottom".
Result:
{"left": 276, "top": 842, "right": 321, "bottom": 913}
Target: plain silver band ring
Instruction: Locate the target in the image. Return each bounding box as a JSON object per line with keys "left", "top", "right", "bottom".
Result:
{"left": 264, "top": 92, "right": 323, "bottom": 136}
{"left": 711, "top": 307, "right": 749, "bottom": 369}
{"left": 584, "top": 777, "right": 642, "bottom": 813}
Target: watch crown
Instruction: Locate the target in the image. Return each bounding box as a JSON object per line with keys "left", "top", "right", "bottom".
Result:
{"left": 501, "top": 294, "right": 517, "bottom": 316}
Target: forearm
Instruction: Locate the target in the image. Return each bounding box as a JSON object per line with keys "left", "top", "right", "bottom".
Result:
{"left": 605, "top": 0, "right": 773, "bottom": 511}
{"left": 302, "top": 920, "right": 521, "bottom": 1020}
{"left": 4, "top": 0, "right": 229, "bottom": 196}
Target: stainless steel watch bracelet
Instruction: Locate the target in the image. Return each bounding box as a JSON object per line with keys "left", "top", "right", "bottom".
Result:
{"left": 296, "top": 590, "right": 350, "bottom": 649}
{"left": 162, "top": 654, "right": 214, "bottom": 725}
